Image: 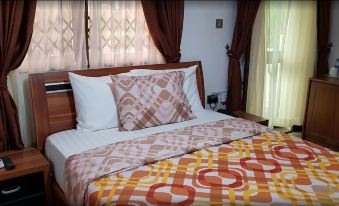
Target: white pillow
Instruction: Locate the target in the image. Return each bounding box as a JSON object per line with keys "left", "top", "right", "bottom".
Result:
{"left": 129, "top": 65, "right": 204, "bottom": 114}
{"left": 69, "top": 73, "right": 119, "bottom": 132}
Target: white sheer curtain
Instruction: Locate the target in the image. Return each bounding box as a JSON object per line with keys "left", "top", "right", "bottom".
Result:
{"left": 8, "top": 0, "right": 164, "bottom": 146}
{"left": 19, "top": 1, "right": 87, "bottom": 72}
{"left": 247, "top": 1, "right": 317, "bottom": 128}
{"left": 88, "top": 1, "right": 163, "bottom": 68}
{"left": 8, "top": 1, "right": 87, "bottom": 146}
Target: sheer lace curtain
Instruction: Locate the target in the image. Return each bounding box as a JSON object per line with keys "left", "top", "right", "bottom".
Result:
{"left": 247, "top": 1, "right": 317, "bottom": 128}
{"left": 19, "top": 1, "right": 87, "bottom": 73}
{"left": 8, "top": 0, "right": 163, "bottom": 146}
{"left": 88, "top": 1, "right": 163, "bottom": 68}
{"left": 8, "top": 1, "right": 86, "bottom": 146}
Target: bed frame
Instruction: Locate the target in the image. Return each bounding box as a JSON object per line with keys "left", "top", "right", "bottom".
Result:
{"left": 28, "top": 61, "right": 205, "bottom": 205}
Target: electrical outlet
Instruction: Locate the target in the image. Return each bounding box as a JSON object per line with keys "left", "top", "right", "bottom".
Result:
{"left": 213, "top": 91, "right": 226, "bottom": 102}
{"left": 211, "top": 91, "right": 227, "bottom": 110}
{"left": 220, "top": 93, "right": 226, "bottom": 104}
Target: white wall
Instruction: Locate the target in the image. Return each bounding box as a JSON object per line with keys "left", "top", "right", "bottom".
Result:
{"left": 181, "top": 1, "right": 237, "bottom": 99}
{"left": 330, "top": 1, "right": 339, "bottom": 67}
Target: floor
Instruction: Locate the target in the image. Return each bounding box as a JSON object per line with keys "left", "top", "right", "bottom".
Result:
{"left": 289, "top": 132, "right": 302, "bottom": 138}
{"left": 273, "top": 126, "right": 302, "bottom": 139}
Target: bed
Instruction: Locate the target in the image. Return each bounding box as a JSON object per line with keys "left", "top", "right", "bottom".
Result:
{"left": 29, "top": 61, "right": 339, "bottom": 206}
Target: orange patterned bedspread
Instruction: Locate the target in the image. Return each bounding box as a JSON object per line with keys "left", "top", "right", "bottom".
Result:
{"left": 86, "top": 131, "right": 339, "bottom": 205}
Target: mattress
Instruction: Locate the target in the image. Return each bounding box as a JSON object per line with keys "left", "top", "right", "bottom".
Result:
{"left": 45, "top": 110, "right": 232, "bottom": 192}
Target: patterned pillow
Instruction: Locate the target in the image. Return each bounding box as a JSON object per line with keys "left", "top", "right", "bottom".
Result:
{"left": 109, "top": 71, "right": 195, "bottom": 131}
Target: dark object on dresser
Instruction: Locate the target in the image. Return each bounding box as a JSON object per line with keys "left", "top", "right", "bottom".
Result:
{"left": 0, "top": 148, "right": 50, "bottom": 206}
{"left": 303, "top": 77, "right": 339, "bottom": 151}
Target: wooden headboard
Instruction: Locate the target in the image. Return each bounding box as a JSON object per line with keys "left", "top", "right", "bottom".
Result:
{"left": 29, "top": 61, "right": 205, "bottom": 152}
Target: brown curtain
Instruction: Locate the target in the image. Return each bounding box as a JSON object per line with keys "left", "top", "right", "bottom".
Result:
{"left": 226, "top": 0, "right": 261, "bottom": 112}
{"left": 316, "top": 0, "right": 331, "bottom": 77}
{"left": 141, "top": 0, "right": 184, "bottom": 63}
{"left": 0, "top": 0, "right": 36, "bottom": 151}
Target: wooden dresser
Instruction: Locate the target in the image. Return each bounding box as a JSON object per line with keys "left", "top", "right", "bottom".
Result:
{"left": 303, "top": 77, "right": 339, "bottom": 151}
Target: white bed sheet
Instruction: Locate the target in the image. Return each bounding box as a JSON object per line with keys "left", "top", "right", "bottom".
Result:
{"left": 45, "top": 110, "right": 232, "bottom": 192}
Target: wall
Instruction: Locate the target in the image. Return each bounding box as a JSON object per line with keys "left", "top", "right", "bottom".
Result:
{"left": 329, "top": 1, "right": 339, "bottom": 67}
{"left": 181, "top": 1, "right": 237, "bottom": 100}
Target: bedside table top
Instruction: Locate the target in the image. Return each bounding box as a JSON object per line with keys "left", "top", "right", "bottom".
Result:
{"left": 233, "top": 110, "right": 269, "bottom": 125}
{"left": 0, "top": 147, "right": 49, "bottom": 181}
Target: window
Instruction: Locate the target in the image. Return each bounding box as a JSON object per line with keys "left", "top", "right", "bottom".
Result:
{"left": 19, "top": 0, "right": 163, "bottom": 73}
{"left": 247, "top": 1, "right": 316, "bottom": 128}
{"left": 88, "top": 1, "right": 163, "bottom": 68}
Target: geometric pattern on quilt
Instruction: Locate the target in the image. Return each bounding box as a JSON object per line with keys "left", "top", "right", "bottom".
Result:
{"left": 86, "top": 131, "right": 339, "bottom": 206}
{"left": 109, "top": 71, "right": 195, "bottom": 131}
{"left": 64, "top": 118, "right": 269, "bottom": 205}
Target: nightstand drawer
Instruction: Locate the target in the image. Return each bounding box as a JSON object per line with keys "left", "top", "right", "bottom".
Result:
{"left": 1, "top": 193, "right": 45, "bottom": 206}
{"left": 0, "top": 172, "right": 45, "bottom": 205}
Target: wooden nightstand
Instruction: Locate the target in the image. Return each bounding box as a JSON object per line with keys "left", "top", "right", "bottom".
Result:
{"left": 233, "top": 111, "right": 269, "bottom": 126}
{"left": 216, "top": 109, "right": 269, "bottom": 126}
{"left": 0, "top": 148, "right": 50, "bottom": 206}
